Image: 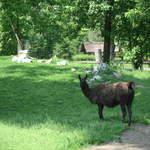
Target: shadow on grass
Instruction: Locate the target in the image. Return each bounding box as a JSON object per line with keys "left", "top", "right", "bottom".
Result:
{"left": 0, "top": 64, "right": 149, "bottom": 130}
{"left": 1, "top": 61, "right": 90, "bottom": 77}
{"left": 1, "top": 64, "right": 75, "bottom": 77}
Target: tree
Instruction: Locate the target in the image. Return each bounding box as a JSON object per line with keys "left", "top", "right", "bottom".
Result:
{"left": 0, "top": 0, "right": 82, "bottom": 58}
{"left": 114, "top": 0, "right": 150, "bottom": 69}
{"left": 0, "top": 0, "right": 149, "bottom": 64}
{"left": 103, "top": 0, "right": 114, "bottom": 63}
{"left": 0, "top": 0, "right": 32, "bottom": 55}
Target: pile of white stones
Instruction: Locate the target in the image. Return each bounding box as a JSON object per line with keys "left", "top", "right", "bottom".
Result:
{"left": 84, "top": 63, "right": 122, "bottom": 83}
{"left": 12, "top": 56, "right": 32, "bottom": 63}
{"left": 56, "top": 60, "right": 68, "bottom": 66}
{"left": 12, "top": 50, "right": 32, "bottom": 63}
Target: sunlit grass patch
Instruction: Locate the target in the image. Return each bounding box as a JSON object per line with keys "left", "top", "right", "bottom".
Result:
{"left": 0, "top": 56, "right": 149, "bottom": 150}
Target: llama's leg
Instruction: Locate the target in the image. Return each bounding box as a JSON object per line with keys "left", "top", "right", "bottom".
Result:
{"left": 127, "top": 104, "right": 132, "bottom": 126}
{"left": 120, "top": 104, "right": 127, "bottom": 122}
{"left": 98, "top": 104, "right": 104, "bottom": 120}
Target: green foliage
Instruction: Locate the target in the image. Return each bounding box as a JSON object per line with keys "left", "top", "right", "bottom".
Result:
{"left": 0, "top": 1, "right": 82, "bottom": 58}
{"left": 0, "top": 0, "right": 149, "bottom": 66}
{"left": 53, "top": 37, "right": 81, "bottom": 59}
{"left": 130, "top": 46, "right": 144, "bottom": 69}
{"left": 72, "top": 54, "right": 95, "bottom": 61}
{"left": 29, "top": 34, "right": 52, "bottom": 59}
{"left": 0, "top": 0, "right": 32, "bottom": 55}
{"left": 86, "top": 62, "right": 123, "bottom": 87}
{"left": 87, "top": 30, "right": 103, "bottom": 42}
{"left": 114, "top": 0, "right": 150, "bottom": 69}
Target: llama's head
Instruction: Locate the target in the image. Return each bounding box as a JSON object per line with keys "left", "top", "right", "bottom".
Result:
{"left": 78, "top": 74, "right": 91, "bottom": 98}
{"left": 78, "top": 74, "right": 89, "bottom": 89}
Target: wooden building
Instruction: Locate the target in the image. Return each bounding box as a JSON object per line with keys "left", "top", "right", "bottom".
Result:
{"left": 80, "top": 42, "right": 119, "bottom": 63}
{"left": 80, "top": 42, "right": 104, "bottom": 54}
{"left": 80, "top": 42, "right": 119, "bottom": 54}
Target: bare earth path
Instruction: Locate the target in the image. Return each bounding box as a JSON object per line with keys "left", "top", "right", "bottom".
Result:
{"left": 86, "top": 124, "right": 150, "bottom": 150}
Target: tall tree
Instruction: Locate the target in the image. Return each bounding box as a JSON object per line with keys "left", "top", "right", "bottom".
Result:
{"left": 114, "top": 0, "right": 150, "bottom": 69}
{"left": 103, "top": 0, "right": 114, "bottom": 63}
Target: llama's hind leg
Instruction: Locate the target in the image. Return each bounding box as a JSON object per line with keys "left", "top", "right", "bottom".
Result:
{"left": 98, "top": 104, "right": 104, "bottom": 120}
{"left": 126, "top": 103, "right": 132, "bottom": 126}
{"left": 120, "top": 104, "right": 127, "bottom": 122}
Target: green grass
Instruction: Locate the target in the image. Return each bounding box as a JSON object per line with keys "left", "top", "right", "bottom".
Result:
{"left": 0, "top": 56, "right": 150, "bottom": 150}
{"left": 72, "top": 54, "right": 95, "bottom": 61}
{"left": 119, "top": 62, "right": 150, "bottom": 69}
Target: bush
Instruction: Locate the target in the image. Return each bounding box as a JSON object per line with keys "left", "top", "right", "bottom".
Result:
{"left": 50, "top": 56, "right": 66, "bottom": 64}
{"left": 29, "top": 34, "right": 52, "bottom": 59}
{"left": 53, "top": 37, "right": 80, "bottom": 59}
{"left": 0, "top": 35, "right": 17, "bottom": 56}
{"left": 72, "top": 54, "right": 95, "bottom": 61}
{"left": 123, "top": 46, "right": 144, "bottom": 69}
{"left": 84, "top": 62, "right": 123, "bottom": 86}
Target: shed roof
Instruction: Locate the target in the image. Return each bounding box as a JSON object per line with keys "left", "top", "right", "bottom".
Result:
{"left": 80, "top": 42, "right": 119, "bottom": 53}
{"left": 81, "top": 42, "right": 104, "bottom": 53}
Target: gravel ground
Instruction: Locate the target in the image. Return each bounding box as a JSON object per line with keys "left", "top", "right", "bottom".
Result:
{"left": 86, "top": 124, "right": 150, "bottom": 150}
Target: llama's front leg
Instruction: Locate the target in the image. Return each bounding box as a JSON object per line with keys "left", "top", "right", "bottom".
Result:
{"left": 120, "top": 104, "right": 127, "bottom": 122}
{"left": 127, "top": 104, "right": 132, "bottom": 126}
{"left": 98, "top": 104, "right": 104, "bottom": 120}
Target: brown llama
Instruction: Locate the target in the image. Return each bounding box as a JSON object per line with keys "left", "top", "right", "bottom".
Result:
{"left": 79, "top": 74, "right": 135, "bottom": 126}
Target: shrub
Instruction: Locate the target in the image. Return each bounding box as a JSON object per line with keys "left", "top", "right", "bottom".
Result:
{"left": 72, "top": 54, "right": 95, "bottom": 61}
{"left": 53, "top": 37, "right": 80, "bottom": 59}
{"left": 29, "top": 34, "right": 52, "bottom": 59}
{"left": 123, "top": 46, "right": 144, "bottom": 69}
{"left": 84, "top": 62, "right": 123, "bottom": 86}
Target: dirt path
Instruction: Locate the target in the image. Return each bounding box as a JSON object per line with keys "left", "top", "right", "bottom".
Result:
{"left": 86, "top": 124, "right": 150, "bottom": 150}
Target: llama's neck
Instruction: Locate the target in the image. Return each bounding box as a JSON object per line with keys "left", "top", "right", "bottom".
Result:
{"left": 80, "top": 82, "right": 91, "bottom": 98}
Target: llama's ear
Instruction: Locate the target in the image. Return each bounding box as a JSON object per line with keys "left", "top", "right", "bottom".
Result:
{"left": 85, "top": 74, "right": 88, "bottom": 80}
{"left": 78, "top": 75, "right": 81, "bottom": 80}
{"left": 128, "top": 82, "right": 135, "bottom": 89}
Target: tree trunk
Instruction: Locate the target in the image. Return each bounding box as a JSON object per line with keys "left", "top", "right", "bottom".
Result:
{"left": 10, "top": 21, "right": 24, "bottom": 50}
{"left": 110, "top": 41, "right": 115, "bottom": 60}
{"left": 103, "top": 0, "right": 114, "bottom": 63}
{"left": 95, "top": 49, "right": 102, "bottom": 64}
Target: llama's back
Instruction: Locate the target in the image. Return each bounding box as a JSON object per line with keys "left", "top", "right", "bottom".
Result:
{"left": 90, "top": 82, "right": 134, "bottom": 107}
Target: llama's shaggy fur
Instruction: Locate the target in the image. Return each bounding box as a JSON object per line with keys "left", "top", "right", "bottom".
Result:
{"left": 79, "top": 74, "right": 135, "bottom": 126}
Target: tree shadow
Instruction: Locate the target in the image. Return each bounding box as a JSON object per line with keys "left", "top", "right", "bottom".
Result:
{"left": 0, "top": 64, "right": 149, "bottom": 145}
{"left": 0, "top": 74, "right": 92, "bottom": 129}
{"left": 1, "top": 63, "right": 87, "bottom": 79}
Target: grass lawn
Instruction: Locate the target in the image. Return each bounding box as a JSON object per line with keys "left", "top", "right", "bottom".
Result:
{"left": 0, "top": 56, "right": 150, "bottom": 150}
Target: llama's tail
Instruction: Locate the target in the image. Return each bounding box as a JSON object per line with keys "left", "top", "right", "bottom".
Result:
{"left": 128, "top": 82, "right": 135, "bottom": 89}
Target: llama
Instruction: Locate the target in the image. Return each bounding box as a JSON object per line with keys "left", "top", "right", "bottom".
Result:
{"left": 78, "top": 74, "right": 135, "bottom": 126}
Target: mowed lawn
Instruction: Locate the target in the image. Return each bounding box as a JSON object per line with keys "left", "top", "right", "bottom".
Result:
{"left": 0, "top": 56, "right": 150, "bottom": 150}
